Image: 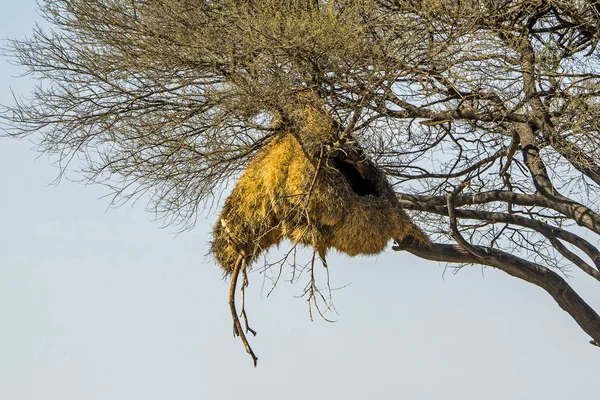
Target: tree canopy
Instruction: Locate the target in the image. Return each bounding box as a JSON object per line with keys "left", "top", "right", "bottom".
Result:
{"left": 3, "top": 0, "right": 600, "bottom": 356}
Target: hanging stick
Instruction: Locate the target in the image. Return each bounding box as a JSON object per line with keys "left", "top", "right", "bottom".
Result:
{"left": 228, "top": 251, "right": 259, "bottom": 366}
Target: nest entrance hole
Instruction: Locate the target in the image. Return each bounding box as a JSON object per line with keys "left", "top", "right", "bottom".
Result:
{"left": 330, "top": 153, "right": 380, "bottom": 197}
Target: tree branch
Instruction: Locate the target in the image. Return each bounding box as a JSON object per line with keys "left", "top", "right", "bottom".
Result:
{"left": 399, "top": 198, "right": 600, "bottom": 281}
{"left": 393, "top": 238, "right": 600, "bottom": 346}
{"left": 399, "top": 191, "right": 600, "bottom": 236}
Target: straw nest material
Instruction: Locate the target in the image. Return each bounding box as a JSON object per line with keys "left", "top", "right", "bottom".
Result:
{"left": 211, "top": 92, "right": 428, "bottom": 366}
{"left": 212, "top": 95, "right": 428, "bottom": 273}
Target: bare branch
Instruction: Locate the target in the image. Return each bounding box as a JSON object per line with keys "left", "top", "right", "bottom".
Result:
{"left": 394, "top": 239, "right": 600, "bottom": 346}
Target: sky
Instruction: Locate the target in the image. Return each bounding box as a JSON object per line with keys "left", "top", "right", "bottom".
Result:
{"left": 1, "top": 2, "right": 599, "bottom": 399}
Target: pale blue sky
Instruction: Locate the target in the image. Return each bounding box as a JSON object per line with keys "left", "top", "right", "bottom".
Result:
{"left": 1, "top": 2, "right": 599, "bottom": 399}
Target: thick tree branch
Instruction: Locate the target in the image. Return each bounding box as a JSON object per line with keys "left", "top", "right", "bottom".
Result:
{"left": 516, "top": 31, "right": 600, "bottom": 187}
{"left": 399, "top": 198, "right": 600, "bottom": 281}
{"left": 399, "top": 191, "right": 600, "bottom": 236}
{"left": 382, "top": 90, "right": 532, "bottom": 126}
{"left": 393, "top": 238, "right": 600, "bottom": 346}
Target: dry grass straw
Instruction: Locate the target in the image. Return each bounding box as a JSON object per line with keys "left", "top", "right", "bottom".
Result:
{"left": 211, "top": 91, "right": 428, "bottom": 365}
{"left": 212, "top": 93, "right": 428, "bottom": 273}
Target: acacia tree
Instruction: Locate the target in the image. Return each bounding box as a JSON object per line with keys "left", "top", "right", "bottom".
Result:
{"left": 3, "top": 0, "right": 600, "bottom": 348}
